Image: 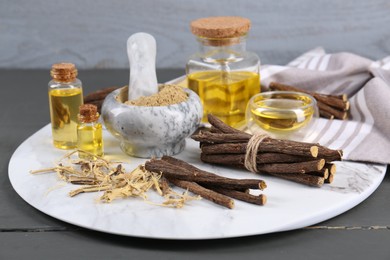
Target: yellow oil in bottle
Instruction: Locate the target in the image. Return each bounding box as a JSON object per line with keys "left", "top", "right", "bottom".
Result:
{"left": 187, "top": 71, "right": 260, "bottom": 127}
{"left": 250, "top": 97, "right": 314, "bottom": 133}
{"left": 49, "top": 88, "right": 83, "bottom": 149}
{"left": 77, "top": 123, "right": 103, "bottom": 159}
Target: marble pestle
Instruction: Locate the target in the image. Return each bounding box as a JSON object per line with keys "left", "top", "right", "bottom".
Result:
{"left": 127, "top": 32, "right": 159, "bottom": 100}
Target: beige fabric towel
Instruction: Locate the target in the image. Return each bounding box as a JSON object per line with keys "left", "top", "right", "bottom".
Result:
{"left": 262, "top": 47, "right": 390, "bottom": 164}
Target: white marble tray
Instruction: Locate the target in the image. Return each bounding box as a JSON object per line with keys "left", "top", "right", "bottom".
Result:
{"left": 8, "top": 124, "right": 386, "bottom": 239}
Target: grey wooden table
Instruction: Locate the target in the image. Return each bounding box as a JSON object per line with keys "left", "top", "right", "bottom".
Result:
{"left": 1, "top": 69, "right": 389, "bottom": 260}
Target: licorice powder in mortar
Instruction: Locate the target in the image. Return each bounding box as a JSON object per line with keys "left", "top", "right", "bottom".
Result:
{"left": 125, "top": 85, "right": 188, "bottom": 106}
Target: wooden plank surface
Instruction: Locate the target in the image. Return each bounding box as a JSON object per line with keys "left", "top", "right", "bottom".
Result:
{"left": 1, "top": 0, "right": 390, "bottom": 69}
{"left": 1, "top": 229, "right": 390, "bottom": 260}
{"left": 1, "top": 69, "right": 389, "bottom": 259}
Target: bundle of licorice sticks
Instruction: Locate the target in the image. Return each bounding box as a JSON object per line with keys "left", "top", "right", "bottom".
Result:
{"left": 191, "top": 114, "right": 342, "bottom": 187}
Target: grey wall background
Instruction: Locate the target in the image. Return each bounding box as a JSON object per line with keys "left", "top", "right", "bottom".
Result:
{"left": 1, "top": 0, "right": 390, "bottom": 69}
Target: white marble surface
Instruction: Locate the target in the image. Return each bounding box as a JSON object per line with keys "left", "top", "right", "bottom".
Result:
{"left": 8, "top": 125, "right": 386, "bottom": 239}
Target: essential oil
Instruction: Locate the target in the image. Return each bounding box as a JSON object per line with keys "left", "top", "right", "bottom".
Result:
{"left": 48, "top": 63, "right": 83, "bottom": 149}
{"left": 77, "top": 104, "right": 103, "bottom": 159}
{"left": 188, "top": 70, "right": 260, "bottom": 127}
{"left": 186, "top": 16, "right": 260, "bottom": 128}
{"left": 249, "top": 96, "right": 315, "bottom": 133}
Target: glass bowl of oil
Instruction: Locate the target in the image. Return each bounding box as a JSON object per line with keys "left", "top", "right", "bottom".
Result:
{"left": 246, "top": 91, "right": 318, "bottom": 140}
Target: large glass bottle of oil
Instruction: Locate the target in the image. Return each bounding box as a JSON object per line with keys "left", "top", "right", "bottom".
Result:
{"left": 186, "top": 16, "right": 260, "bottom": 128}
{"left": 48, "top": 63, "right": 83, "bottom": 149}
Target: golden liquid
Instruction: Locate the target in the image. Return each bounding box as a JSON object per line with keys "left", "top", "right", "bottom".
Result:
{"left": 49, "top": 88, "right": 83, "bottom": 149}
{"left": 188, "top": 71, "right": 260, "bottom": 127}
{"left": 77, "top": 123, "right": 103, "bottom": 159}
{"left": 250, "top": 98, "right": 314, "bottom": 133}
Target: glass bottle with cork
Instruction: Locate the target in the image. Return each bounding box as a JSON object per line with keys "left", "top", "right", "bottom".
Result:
{"left": 186, "top": 16, "right": 260, "bottom": 128}
{"left": 77, "top": 104, "right": 103, "bottom": 159}
{"left": 48, "top": 63, "right": 83, "bottom": 149}
{"left": 77, "top": 104, "right": 104, "bottom": 159}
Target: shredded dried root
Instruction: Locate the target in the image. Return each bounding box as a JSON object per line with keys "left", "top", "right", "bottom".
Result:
{"left": 30, "top": 151, "right": 200, "bottom": 208}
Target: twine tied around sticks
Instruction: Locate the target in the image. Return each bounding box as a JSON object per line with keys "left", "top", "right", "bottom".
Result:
{"left": 244, "top": 133, "right": 269, "bottom": 173}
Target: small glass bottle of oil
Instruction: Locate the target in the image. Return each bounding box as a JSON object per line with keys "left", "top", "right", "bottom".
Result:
{"left": 186, "top": 16, "right": 260, "bottom": 128}
{"left": 48, "top": 63, "right": 83, "bottom": 149}
{"left": 77, "top": 104, "right": 103, "bottom": 159}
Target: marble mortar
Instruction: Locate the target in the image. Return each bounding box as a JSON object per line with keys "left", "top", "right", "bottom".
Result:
{"left": 101, "top": 86, "right": 203, "bottom": 158}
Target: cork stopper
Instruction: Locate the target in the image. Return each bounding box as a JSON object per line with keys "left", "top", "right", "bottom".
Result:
{"left": 78, "top": 104, "right": 99, "bottom": 123}
{"left": 50, "top": 63, "right": 78, "bottom": 82}
{"left": 191, "top": 16, "right": 251, "bottom": 39}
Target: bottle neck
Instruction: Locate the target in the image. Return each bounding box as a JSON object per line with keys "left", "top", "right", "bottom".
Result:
{"left": 196, "top": 35, "right": 247, "bottom": 63}
{"left": 52, "top": 77, "right": 77, "bottom": 84}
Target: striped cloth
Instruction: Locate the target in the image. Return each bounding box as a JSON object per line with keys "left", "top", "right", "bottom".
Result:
{"left": 261, "top": 47, "right": 390, "bottom": 164}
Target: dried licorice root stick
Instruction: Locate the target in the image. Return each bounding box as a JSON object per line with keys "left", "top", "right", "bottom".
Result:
{"left": 145, "top": 159, "right": 265, "bottom": 190}
{"left": 269, "top": 82, "right": 349, "bottom": 111}
{"left": 159, "top": 176, "right": 171, "bottom": 196}
{"left": 206, "top": 186, "right": 267, "bottom": 206}
{"left": 199, "top": 142, "right": 318, "bottom": 158}
{"left": 256, "top": 159, "right": 325, "bottom": 175}
{"left": 267, "top": 172, "right": 325, "bottom": 187}
{"left": 324, "top": 163, "right": 336, "bottom": 184}
{"left": 84, "top": 86, "right": 120, "bottom": 103}
{"left": 307, "top": 168, "right": 329, "bottom": 179}
{"left": 317, "top": 102, "right": 348, "bottom": 120}
{"left": 319, "top": 109, "right": 335, "bottom": 120}
{"left": 202, "top": 158, "right": 327, "bottom": 177}
{"left": 84, "top": 86, "right": 120, "bottom": 112}
{"left": 207, "top": 113, "right": 250, "bottom": 135}
{"left": 161, "top": 156, "right": 266, "bottom": 190}
{"left": 167, "top": 179, "right": 235, "bottom": 209}
{"left": 192, "top": 131, "right": 252, "bottom": 143}
{"left": 317, "top": 146, "right": 343, "bottom": 161}
{"left": 200, "top": 152, "right": 314, "bottom": 165}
